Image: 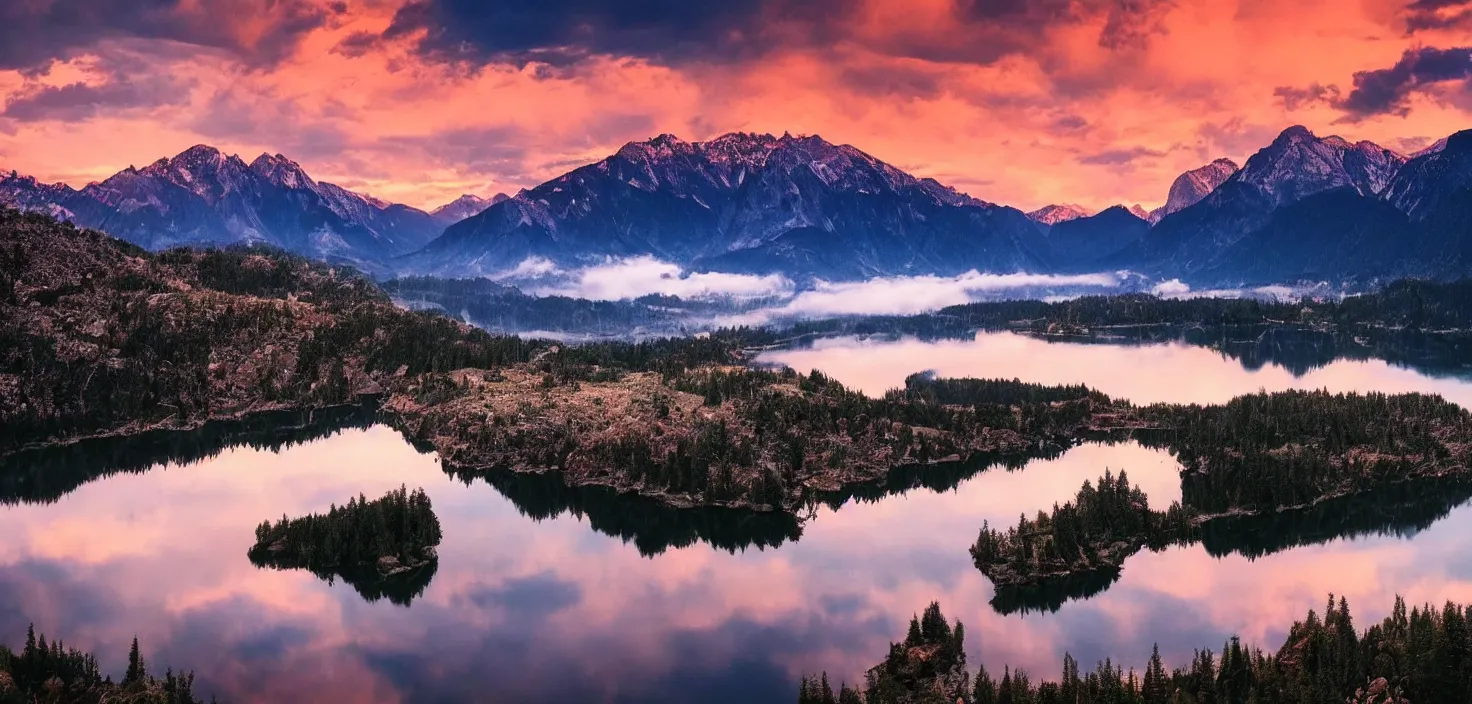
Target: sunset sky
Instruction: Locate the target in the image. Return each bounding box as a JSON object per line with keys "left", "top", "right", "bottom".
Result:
{"left": 0, "top": 0, "right": 1469, "bottom": 213}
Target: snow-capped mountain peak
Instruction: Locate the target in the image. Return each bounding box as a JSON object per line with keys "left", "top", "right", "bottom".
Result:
{"left": 250, "top": 153, "right": 317, "bottom": 190}
{"left": 1027, "top": 204, "right": 1092, "bottom": 225}
{"left": 1149, "top": 158, "right": 1240, "bottom": 223}
{"left": 431, "top": 192, "right": 510, "bottom": 225}
{"left": 1, "top": 146, "right": 441, "bottom": 267}
{"left": 1236, "top": 126, "right": 1406, "bottom": 205}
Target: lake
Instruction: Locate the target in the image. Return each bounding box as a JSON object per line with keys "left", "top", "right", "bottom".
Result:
{"left": 5, "top": 331, "right": 1472, "bottom": 702}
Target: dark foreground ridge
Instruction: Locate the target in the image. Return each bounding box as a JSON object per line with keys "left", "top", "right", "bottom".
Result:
{"left": 249, "top": 485, "right": 443, "bottom": 606}
{"left": 0, "top": 627, "right": 206, "bottom": 703}
{"left": 803, "top": 596, "right": 1469, "bottom": 703}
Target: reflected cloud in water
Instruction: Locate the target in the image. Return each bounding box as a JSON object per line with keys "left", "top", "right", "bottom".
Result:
{"left": 3, "top": 340, "right": 1472, "bottom": 700}
{"left": 759, "top": 332, "right": 1472, "bottom": 408}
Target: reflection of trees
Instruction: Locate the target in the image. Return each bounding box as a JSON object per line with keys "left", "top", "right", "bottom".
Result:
{"left": 448, "top": 465, "right": 803, "bottom": 557}
{"left": 990, "top": 568, "right": 1122, "bottom": 616}
{"left": 249, "top": 553, "right": 439, "bottom": 607}
{"left": 813, "top": 444, "right": 1086, "bottom": 510}
{"left": 0, "top": 403, "right": 378, "bottom": 505}
{"left": 1197, "top": 477, "right": 1472, "bottom": 560}
{"left": 1053, "top": 325, "right": 1472, "bottom": 381}
{"left": 985, "top": 476, "right": 1472, "bottom": 616}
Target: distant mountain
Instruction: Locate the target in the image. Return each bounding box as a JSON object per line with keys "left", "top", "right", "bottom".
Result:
{"left": 0, "top": 171, "right": 79, "bottom": 221}
{"left": 404, "top": 132, "right": 1045, "bottom": 280}
{"left": 0, "top": 147, "right": 443, "bottom": 268}
{"left": 1037, "top": 205, "right": 1150, "bottom": 271}
{"left": 1197, "top": 188, "right": 1419, "bottom": 283}
{"left": 1234, "top": 126, "right": 1405, "bottom": 205}
{"left": 431, "top": 192, "right": 510, "bottom": 226}
{"left": 1122, "top": 126, "right": 1411, "bottom": 281}
{"left": 1385, "top": 129, "right": 1472, "bottom": 269}
{"left": 1027, "top": 204, "right": 1092, "bottom": 225}
{"left": 9, "top": 125, "right": 1471, "bottom": 288}
{"left": 1149, "top": 158, "right": 1239, "bottom": 223}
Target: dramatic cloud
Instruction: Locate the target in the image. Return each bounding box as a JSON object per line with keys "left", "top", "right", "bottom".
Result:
{"left": 3, "top": 72, "right": 193, "bottom": 122}
{"left": 378, "top": 0, "right": 840, "bottom": 69}
{"left": 1079, "top": 145, "right": 1170, "bottom": 166}
{"left": 1404, "top": 0, "right": 1472, "bottom": 33}
{"left": 0, "top": 0, "right": 335, "bottom": 71}
{"left": 1333, "top": 46, "right": 1472, "bottom": 119}
{"left": 2, "top": 0, "right": 1472, "bottom": 214}
{"left": 376, "top": 0, "right": 1179, "bottom": 72}
{"left": 1273, "top": 83, "right": 1340, "bottom": 111}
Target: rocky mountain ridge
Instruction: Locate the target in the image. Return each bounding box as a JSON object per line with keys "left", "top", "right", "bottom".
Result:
{"left": 5, "top": 125, "right": 1471, "bottom": 287}
{"left": 405, "top": 131, "right": 1044, "bottom": 280}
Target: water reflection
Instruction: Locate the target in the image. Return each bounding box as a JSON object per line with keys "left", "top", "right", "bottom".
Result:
{"left": 5, "top": 333, "right": 1472, "bottom": 701}
{"left": 0, "top": 403, "right": 376, "bottom": 505}
{"left": 7, "top": 422, "right": 1472, "bottom": 702}
{"left": 759, "top": 331, "right": 1472, "bottom": 407}
{"left": 462, "top": 466, "right": 803, "bottom": 557}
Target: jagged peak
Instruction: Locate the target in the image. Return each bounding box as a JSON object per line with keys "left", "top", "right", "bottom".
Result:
{"left": 703, "top": 130, "right": 776, "bottom": 144}
{"left": 648, "top": 132, "right": 687, "bottom": 147}
{"left": 1027, "top": 203, "right": 1092, "bottom": 225}
{"left": 1274, "top": 125, "right": 1317, "bottom": 145}
{"left": 250, "top": 152, "right": 316, "bottom": 189}
{"left": 174, "top": 144, "right": 226, "bottom": 161}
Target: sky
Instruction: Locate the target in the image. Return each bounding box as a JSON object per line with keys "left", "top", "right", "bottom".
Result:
{"left": 0, "top": 0, "right": 1469, "bottom": 213}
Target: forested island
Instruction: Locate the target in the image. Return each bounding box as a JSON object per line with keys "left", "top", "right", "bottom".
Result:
{"left": 249, "top": 485, "right": 442, "bottom": 606}
{"left": 971, "top": 389, "right": 1472, "bottom": 610}
{"left": 804, "top": 596, "right": 1472, "bottom": 703}
{"left": 0, "top": 628, "right": 205, "bottom": 703}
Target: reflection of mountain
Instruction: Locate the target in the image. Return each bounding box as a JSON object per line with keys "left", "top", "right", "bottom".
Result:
{"left": 0, "top": 403, "right": 377, "bottom": 505}
{"left": 453, "top": 466, "right": 803, "bottom": 557}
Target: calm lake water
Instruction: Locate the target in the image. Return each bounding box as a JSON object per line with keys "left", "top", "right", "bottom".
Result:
{"left": 6, "top": 331, "right": 1472, "bottom": 702}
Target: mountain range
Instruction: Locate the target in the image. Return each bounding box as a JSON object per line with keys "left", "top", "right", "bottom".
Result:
{"left": 3, "top": 126, "right": 1471, "bottom": 287}
{"left": 403, "top": 132, "right": 1044, "bottom": 281}
{"left": 0, "top": 147, "right": 501, "bottom": 270}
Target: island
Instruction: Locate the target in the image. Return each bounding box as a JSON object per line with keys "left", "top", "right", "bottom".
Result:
{"left": 972, "top": 389, "right": 1472, "bottom": 611}
{"left": 248, "top": 485, "right": 442, "bottom": 606}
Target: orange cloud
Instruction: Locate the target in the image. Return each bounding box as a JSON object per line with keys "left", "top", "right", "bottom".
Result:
{"left": 0, "top": 0, "right": 1468, "bottom": 214}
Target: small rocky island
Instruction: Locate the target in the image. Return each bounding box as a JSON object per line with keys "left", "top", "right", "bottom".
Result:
{"left": 249, "top": 485, "right": 442, "bottom": 605}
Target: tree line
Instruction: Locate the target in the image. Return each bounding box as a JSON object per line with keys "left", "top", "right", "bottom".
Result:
{"left": 0, "top": 627, "right": 205, "bottom": 703}
{"left": 804, "top": 593, "right": 1472, "bottom": 703}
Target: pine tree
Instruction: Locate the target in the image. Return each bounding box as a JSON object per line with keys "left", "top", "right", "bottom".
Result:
{"left": 124, "top": 635, "right": 144, "bottom": 686}
{"left": 974, "top": 662, "right": 997, "bottom": 704}
{"left": 1143, "top": 643, "right": 1170, "bottom": 704}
